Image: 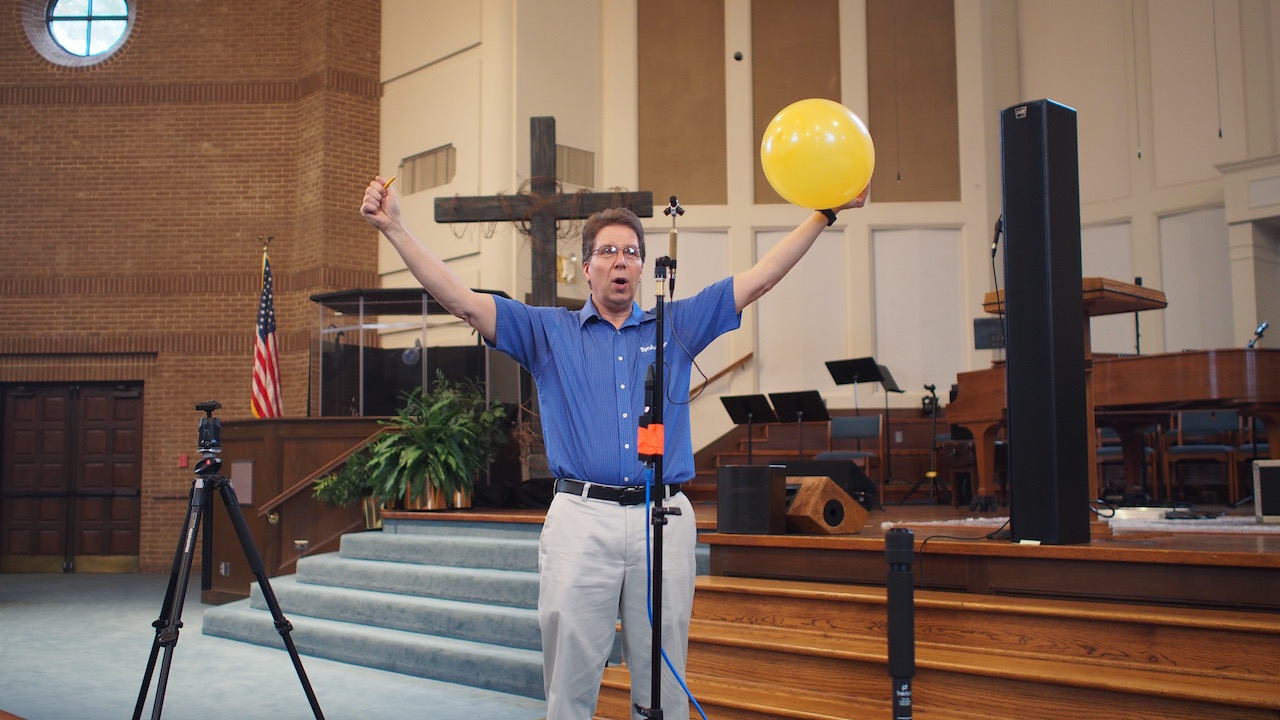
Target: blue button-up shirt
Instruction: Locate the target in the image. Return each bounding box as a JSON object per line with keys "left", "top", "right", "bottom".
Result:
{"left": 491, "top": 276, "right": 740, "bottom": 486}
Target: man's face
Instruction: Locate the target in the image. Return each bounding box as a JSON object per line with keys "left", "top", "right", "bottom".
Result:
{"left": 583, "top": 224, "right": 644, "bottom": 313}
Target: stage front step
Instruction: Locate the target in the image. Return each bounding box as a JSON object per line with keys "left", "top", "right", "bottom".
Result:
{"left": 203, "top": 518, "right": 546, "bottom": 699}
{"left": 598, "top": 668, "right": 986, "bottom": 720}
{"left": 595, "top": 575, "right": 1280, "bottom": 720}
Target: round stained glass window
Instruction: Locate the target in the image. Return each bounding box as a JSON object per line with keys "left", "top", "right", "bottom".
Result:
{"left": 46, "top": 0, "right": 131, "bottom": 58}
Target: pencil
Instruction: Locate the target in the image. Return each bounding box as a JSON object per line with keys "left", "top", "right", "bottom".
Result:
{"left": 383, "top": 175, "right": 397, "bottom": 189}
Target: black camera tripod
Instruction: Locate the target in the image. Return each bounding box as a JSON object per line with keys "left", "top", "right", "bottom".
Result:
{"left": 133, "top": 401, "right": 324, "bottom": 720}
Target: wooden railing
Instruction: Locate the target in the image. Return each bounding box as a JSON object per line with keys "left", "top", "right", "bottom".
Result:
{"left": 258, "top": 429, "right": 386, "bottom": 516}
{"left": 689, "top": 352, "right": 753, "bottom": 398}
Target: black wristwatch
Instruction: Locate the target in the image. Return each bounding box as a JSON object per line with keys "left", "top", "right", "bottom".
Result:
{"left": 820, "top": 209, "right": 838, "bottom": 226}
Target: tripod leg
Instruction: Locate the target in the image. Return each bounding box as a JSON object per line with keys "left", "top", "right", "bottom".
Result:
{"left": 897, "top": 472, "right": 932, "bottom": 505}
{"left": 133, "top": 496, "right": 190, "bottom": 719}
{"left": 134, "top": 478, "right": 210, "bottom": 720}
{"left": 216, "top": 480, "right": 325, "bottom": 720}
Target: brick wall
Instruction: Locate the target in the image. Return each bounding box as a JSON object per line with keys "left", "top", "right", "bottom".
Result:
{"left": 0, "top": 0, "right": 381, "bottom": 572}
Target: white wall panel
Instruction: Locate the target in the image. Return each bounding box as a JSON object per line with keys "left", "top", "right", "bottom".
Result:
{"left": 1081, "top": 222, "right": 1139, "bottom": 355}
{"left": 1148, "top": 1, "right": 1248, "bottom": 187}
{"left": 872, "top": 228, "right": 966, "bottom": 403}
{"left": 1160, "top": 206, "right": 1233, "bottom": 350}
{"left": 1017, "top": 0, "right": 1131, "bottom": 204}
{"left": 754, "top": 228, "right": 850, "bottom": 398}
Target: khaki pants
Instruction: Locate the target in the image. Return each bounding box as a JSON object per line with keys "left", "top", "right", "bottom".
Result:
{"left": 537, "top": 488, "right": 696, "bottom": 720}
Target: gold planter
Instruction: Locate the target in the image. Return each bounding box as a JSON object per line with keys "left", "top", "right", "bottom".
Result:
{"left": 450, "top": 488, "right": 473, "bottom": 509}
{"left": 360, "top": 496, "right": 384, "bottom": 530}
{"left": 405, "top": 485, "right": 449, "bottom": 510}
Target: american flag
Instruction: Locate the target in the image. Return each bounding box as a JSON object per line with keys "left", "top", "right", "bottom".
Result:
{"left": 252, "top": 249, "right": 284, "bottom": 418}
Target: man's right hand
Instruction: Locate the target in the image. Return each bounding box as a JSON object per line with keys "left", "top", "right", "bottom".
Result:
{"left": 361, "top": 176, "right": 399, "bottom": 232}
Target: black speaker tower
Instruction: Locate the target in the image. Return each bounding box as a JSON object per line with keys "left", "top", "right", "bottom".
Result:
{"left": 1000, "top": 99, "right": 1091, "bottom": 545}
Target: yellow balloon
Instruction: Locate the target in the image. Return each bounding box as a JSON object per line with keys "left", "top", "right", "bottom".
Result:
{"left": 760, "top": 98, "right": 875, "bottom": 210}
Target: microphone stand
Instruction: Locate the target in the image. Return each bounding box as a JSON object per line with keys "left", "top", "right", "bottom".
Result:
{"left": 898, "top": 384, "right": 941, "bottom": 505}
{"left": 886, "top": 528, "right": 916, "bottom": 719}
{"left": 1133, "top": 277, "right": 1142, "bottom": 354}
{"left": 1248, "top": 320, "right": 1269, "bottom": 348}
{"left": 635, "top": 196, "right": 684, "bottom": 719}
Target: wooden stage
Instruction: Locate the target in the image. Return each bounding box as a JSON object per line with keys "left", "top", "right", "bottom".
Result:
{"left": 385, "top": 500, "right": 1280, "bottom": 612}
{"left": 391, "top": 500, "right": 1280, "bottom": 718}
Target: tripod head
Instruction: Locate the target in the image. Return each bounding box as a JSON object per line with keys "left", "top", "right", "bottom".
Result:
{"left": 194, "top": 401, "right": 223, "bottom": 476}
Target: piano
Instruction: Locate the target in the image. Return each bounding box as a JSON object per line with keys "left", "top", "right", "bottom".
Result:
{"left": 948, "top": 349, "right": 1280, "bottom": 503}
{"left": 947, "top": 277, "right": 1280, "bottom": 505}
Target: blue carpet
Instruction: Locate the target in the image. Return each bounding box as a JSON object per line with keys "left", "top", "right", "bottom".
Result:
{"left": 0, "top": 572, "right": 546, "bottom": 720}
{"left": 202, "top": 520, "right": 548, "bottom": 699}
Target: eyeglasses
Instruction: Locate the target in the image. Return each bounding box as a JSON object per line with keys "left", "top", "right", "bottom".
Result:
{"left": 590, "top": 244, "right": 643, "bottom": 263}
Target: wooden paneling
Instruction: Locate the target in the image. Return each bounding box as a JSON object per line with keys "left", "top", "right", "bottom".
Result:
{"left": 599, "top": 575, "right": 1280, "bottom": 718}
{"left": 638, "top": 0, "right": 728, "bottom": 205}
{"left": 205, "top": 417, "right": 380, "bottom": 603}
{"left": 751, "top": 0, "right": 842, "bottom": 204}
{"left": 866, "top": 0, "right": 960, "bottom": 202}
{"left": 1, "top": 384, "right": 142, "bottom": 573}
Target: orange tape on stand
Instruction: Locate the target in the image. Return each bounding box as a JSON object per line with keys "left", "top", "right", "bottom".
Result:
{"left": 637, "top": 423, "right": 664, "bottom": 456}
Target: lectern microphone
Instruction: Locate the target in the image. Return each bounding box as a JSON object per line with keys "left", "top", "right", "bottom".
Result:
{"left": 1249, "top": 320, "right": 1269, "bottom": 348}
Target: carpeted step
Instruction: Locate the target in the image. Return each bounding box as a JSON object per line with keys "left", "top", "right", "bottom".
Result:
{"left": 339, "top": 531, "right": 539, "bottom": 572}
{"left": 296, "top": 552, "right": 539, "bottom": 609}
{"left": 381, "top": 518, "right": 543, "bottom": 540}
{"left": 247, "top": 575, "right": 541, "bottom": 651}
{"left": 202, "top": 600, "right": 545, "bottom": 699}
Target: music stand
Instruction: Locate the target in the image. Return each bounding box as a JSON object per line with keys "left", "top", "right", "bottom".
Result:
{"left": 720, "top": 394, "right": 779, "bottom": 465}
{"left": 876, "top": 364, "right": 905, "bottom": 484}
{"left": 825, "top": 357, "right": 883, "bottom": 414}
{"left": 768, "top": 390, "right": 830, "bottom": 460}
{"left": 827, "top": 358, "right": 904, "bottom": 482}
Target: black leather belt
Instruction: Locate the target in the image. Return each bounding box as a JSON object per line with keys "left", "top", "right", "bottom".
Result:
{"left": 554, "top": 478, "right": 681, "bottom": 506}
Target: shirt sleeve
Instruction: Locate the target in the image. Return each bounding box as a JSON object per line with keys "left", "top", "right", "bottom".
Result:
{"left": 489, "top": 295, "right": 542, "bottom": 371}
{"left": 668, "top": 276, "right": 741, "bottom": 355}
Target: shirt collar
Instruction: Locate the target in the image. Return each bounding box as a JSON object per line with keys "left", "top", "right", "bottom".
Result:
{"left": 578, "top": 297, "right": 655, "bottom": 328}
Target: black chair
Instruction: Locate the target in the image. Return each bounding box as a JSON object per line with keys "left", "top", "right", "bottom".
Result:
{"left": 1096, "top": 425, "right": 1159, "bottom": 500}
{"left": 815, "top": 415, "right": 883, "bottom": 504}
{"left": 934, "top": 431, "right": 974, "bottom": 507}
{"left": 1162, "top": 410, "right": 1239, "bottom": 503}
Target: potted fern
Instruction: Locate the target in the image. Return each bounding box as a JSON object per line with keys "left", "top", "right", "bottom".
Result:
{"left": 367, "top": 372, "right": 508, "bottom": 510}
{"left": 312, "top": 444, "right": 381, "bottom": 529}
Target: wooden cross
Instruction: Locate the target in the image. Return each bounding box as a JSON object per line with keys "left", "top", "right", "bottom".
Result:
{"left": 434, "top": 116, "right": 654, "bottom": 307}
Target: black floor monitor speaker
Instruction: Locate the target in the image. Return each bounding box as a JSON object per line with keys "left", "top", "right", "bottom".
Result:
{"left": 774, "top": 460, "right": 879, "bottom": 511}
{"left": 717, "top": 465, "right": 786, "bottom": 534}
{"left": 1000, "top": 99, "right": 1091, "bottom": 545}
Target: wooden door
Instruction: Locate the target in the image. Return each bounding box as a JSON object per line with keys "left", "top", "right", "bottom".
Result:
{"left": 1, "top": 384, "right": 143, "bottom": 572}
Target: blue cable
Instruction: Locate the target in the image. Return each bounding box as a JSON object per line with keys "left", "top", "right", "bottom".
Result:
{"left": 644, "top": 476, "right": 709, "bottom": 720}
